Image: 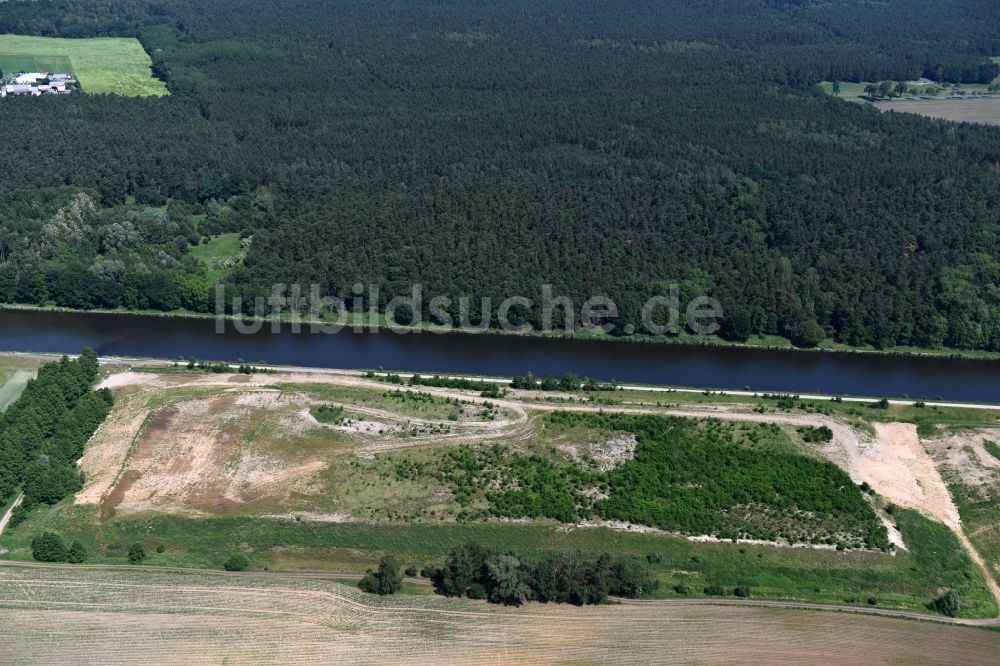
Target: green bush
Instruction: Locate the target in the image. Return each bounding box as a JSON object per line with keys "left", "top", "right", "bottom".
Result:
{"left": 224, "top": 554, "right": 249, "bottom": 571}
{"left": 31, "top": 532, "right": 67, "bottom": 562}
{"left": 358, "top": 555, "right": 403, "bottom": 595}
{"left": 311, "top": 405, "right": 345, "bottom": 424}
{"left": 932, "top": 589, "right": 961, "bottom": 617}
{"left": 66, "top": 541, "right": 88, "bottom": 564}
{"left": 7, "top": 505, "right": 28, "bottom": 529}
{"left": 127, "top": 543, "right": 146, "bottom": 564}
{"left": 797, "top": 425, "right": 833, "bottom": 443}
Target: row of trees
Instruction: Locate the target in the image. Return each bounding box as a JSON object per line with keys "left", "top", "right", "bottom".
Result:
{"left": 429, "top": 542, "right": 658, "bottom": 606}
{"left": 0, "top": 349, "right": 113, "bottom": 508}
{"left": 510, "top": 373, "right": 619, "bottom": 392}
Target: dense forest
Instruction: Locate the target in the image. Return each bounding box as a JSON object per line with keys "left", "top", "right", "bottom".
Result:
{"left": 0, "top": 350, "right": 113, "bottom": 510}
{"left": 0, "top": 0, "right": 999, "bottom": 349}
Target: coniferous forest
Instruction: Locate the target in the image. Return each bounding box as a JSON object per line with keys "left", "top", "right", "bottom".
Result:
{"left": 0, "top": 349, "right": 113, "bottom": 508}
{"left": 0, "top": 0, "right": 1000, "bottom": 349}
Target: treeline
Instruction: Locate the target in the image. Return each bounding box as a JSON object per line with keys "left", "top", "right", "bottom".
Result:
{"left": 430, "top": 542, "right": 659, "bottom": 606}
{"left": 365, "top": 371, "right": 618, "bottom": 395}
{"left": 511, "top": 373, "right": 619, "bottom": 392}
{"left": 180, "top": 359, "right": 274, "bottom": 374}
{"left": 0, "top": 1, "right": 999, "bottom": 350}
{"left": 0, "top": 349, "right": 113, "bottom": 509}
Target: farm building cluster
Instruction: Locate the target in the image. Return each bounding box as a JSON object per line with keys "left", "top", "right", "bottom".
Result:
{"left": 1, "top": 71, "right": 75, "bottom": 97}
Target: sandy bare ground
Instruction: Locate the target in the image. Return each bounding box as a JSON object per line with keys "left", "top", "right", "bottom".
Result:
{"left": 835, "top": 423, "right": 960, "bottom": 530}
{"left": 80, "top": 371, "right": 532, "bottom": 516}
{"left": 1, "top": 564, "right": 998, "bottom": 665}
{"left": 925, "top": 429, "right": 1000, "bottom": 485}
{"left": 81, "top": 390, "right": 342, "bottom": 517}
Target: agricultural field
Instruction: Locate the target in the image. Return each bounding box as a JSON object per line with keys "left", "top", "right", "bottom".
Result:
{"left": 0, "top": 34, "right": 167, "bottom": 96}
{"left": 874, "top": 98, "right": 1000, "bottom": 126}
{"left": 1, "top": 565, "right": 997, "bottom": 665}
{"left": 2, "top": 365, "right": 1000, "bottom": 621}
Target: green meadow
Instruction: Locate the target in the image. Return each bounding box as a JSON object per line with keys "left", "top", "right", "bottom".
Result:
{"left": 188, "top": 233, "right": 243, "bottom": 281}
{"left": 0, "top": 34, "right": 167, "bottom": 96}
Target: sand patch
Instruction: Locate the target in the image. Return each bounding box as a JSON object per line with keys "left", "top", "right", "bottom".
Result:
{"left": 924, "top": 429, "right": 1000, "bottom": 489}
{"left": 84, "top": 391, "right": 335, "bottom": 517}
{"left": 825, "top": 422, "right": 961, "bottom": 530}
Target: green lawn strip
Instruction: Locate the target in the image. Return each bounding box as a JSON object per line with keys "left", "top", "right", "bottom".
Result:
{"left": 0, "top": 368, "right": 34, "bottom": 412}
{"left": 581, "top": 390, "right": 1000, "bottom": 438}
{"left": 2, "top": 505, "right": 992, "bottom": 618}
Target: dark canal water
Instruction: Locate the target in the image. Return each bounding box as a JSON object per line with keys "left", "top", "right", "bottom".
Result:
{"left": 0, "top": 309, "right": 997, "bottom": 401}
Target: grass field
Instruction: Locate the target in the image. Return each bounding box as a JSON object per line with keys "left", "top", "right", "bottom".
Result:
{"left": 0, "top": 34, "right": 167, "bottom": 96}
{"left": 818, "top": 81, "right": 948, "bottom": 101}
{"left": 188, "top": 233, "right": 243, "bottom": 281}
{"left": 0, "top": 54, "right": 71, "bottom": 75}
{"left": 1, "top": 565, "right": 996, "bottom": 664}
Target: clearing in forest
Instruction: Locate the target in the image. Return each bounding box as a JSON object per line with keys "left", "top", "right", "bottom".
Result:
{"left": 0, "top": 34, "right": 168, "bottom": 96}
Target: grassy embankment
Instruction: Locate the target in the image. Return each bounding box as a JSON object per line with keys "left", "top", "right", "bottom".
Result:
{"left": 2, "top": 504, "right": 995, "bottom": 618}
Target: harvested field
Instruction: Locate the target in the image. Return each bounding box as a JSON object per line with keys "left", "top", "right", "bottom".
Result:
{"left": 875, "top": 98, "right": 1000, "bottom": 126}
{"left": 0, "top": 564, "right": 997, "bottom": 665}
